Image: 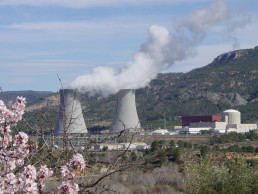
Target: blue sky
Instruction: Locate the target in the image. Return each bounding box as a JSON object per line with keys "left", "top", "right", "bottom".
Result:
{"left": 0, "top": 0, "right": 257, "bottom": 92}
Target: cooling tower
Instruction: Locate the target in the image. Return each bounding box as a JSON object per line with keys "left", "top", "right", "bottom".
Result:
{"left": 110, "top": 89, "right": 141, "bottom": 134}
{"left": 54, "top": 89, "right": 87, "bottom": 135}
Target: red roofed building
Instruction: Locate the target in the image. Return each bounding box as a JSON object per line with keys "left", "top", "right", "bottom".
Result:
{"left": 182, "top": 115, "right": 221, "bottom": 126}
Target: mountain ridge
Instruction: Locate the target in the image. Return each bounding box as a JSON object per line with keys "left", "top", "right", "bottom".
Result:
{"left": 2, "top": 46, "right": 258, "bottom": 127}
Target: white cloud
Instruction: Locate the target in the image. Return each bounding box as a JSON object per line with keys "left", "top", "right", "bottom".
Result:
{"left": 0, "top": 0, "right": 210, "bottom": 8}
{"left": 0, "top": 17, "right": 165, "bottom": 42}
{"left": 1, "top": 20, "right": 146, "bottom": 32}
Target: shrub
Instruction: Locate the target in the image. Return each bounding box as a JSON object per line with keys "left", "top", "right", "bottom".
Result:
{"left": 185, "top": 158, "right": 258, "bottom": 194}
{"left": 200, "top": 145, "right": 209, "bottom": 157}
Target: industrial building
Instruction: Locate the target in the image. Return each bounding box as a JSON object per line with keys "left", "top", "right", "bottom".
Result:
{"left": 179, "top": 109, "right": 257, "bottom": 134}
{"left": 151, "top": 129, "right": 177, "bottom": 135}
{"left": 52, "top": 88, "right": 256, "bottom": 139}
{"left": 182, "top": 115, "right": 221, "bottom": 126}
{"left": 93, "top": 142, "right": 149, "bottom": 151}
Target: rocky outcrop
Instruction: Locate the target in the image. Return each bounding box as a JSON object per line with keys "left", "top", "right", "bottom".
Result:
{"left": 199, "top": 92, "right": 247, "bottom": 106}
{"left": 213, "top": 48, "right": 254, "bottom": 63}
{"left": 26, "top": 94, "right": 59, "bottom": 111}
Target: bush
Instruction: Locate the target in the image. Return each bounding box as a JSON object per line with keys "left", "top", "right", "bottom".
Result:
{"left": 184, "top": 142, "right": 192, "bottom": 148}
{"left": 200, "top": 130, "right": 210, "bottom": 135}
{"left": 157, "top": 150, "right": 167, "bottom": 165}
{"left": 227, "top": 144, "right": 242, "bottom": 152}
{"left": 185, "top": 158, "right": 258, "bottom": 194}
{"left": 102, "top": 146, "right": 108, "bottom": 151}
{"left": 169, "top": 140, "right": 175, "bottom": 147}
{"left": 242, "top": 146, "right": 255, "bottom": 153}
{"left": 194, "top": 144, "right": 199, "bottom": 149}
{"left": 166, "top": 147, "right": 175, "bottom": 156}
{"left": 211, "top": 131, "right": 258, "bottom": 144}
{"left": 151, "top": 140, "right": 159, "bottom": 152}
{"left": 177, "top": 140, "right": 184, "bottom": 148}
{"left": 200, "top": 145, "right": 209, "bottom": 157}
{"left": 158, "top": 140, "right": 166, "bottom": 148}
{"left": 172, "top": 148, "right": 180, "bottom": 163}
{"left": 130, "top": 152, "right": 137, "bottom": 161}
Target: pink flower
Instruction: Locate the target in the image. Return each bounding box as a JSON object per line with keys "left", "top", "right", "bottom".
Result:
{"left": 69, "top": 153, "right": 85, "bottom": 171}
{"left": 23, "top": 165, "right": 37, "bottom": 181}
{"left": 61, "top": 166, "right": 75, "bottom": 181}
{"left": 58, "top": 181, "right": 79, "bottom": 194}
{"left": 14, "top": 132, "right": 28, "bottom": 146}
{"left": 4, "top": 173, "right": 17, "bottom": 185}
{"left": 12, "top": 96, "right": 26, "bottom": 119}
{"left": 26, "top": 143, "right": 38, "bottom": 153}
{"left": 0, "top": 133, "right": 12, "bottom": 148}
{"left": 0, "top": 125, "right": 11, "bottom": 135}
{"left": 23, "top": 181, "right": 38, "bottom": 193}
{"left": 7, "top": 158, "right": 16, "bottom": 171}
{"left": 0, "top": 96, "right": 84, "bottom": 193}
{"left": 38, "top": 165, "right": 53, "bottom": 179}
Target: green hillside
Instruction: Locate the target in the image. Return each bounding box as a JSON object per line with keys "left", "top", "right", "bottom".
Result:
{"left": 0, "top": 90, "right": 54, "bottom": 106}
{"left": 81, "top": 46, "right": 258, "bottom": 128}
{"left": 3, "top": 46, "right": 258, "bottom": 131}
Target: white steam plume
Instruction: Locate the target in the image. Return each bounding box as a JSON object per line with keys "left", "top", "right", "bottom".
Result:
{"left": 68, "top": 0, "right": 247, "bottom": 97}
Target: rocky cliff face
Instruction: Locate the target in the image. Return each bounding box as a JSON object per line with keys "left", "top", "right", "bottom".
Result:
{"left": 199, "top": 92, "right": 247, "bottom": 106}
{"left": 213, "top": 48, "right": 256, "bottom": 63}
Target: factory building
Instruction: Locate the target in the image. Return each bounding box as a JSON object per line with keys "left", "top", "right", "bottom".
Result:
{"left": 182, "top": 115, "right": 221, "bottom": 126}
{"left": 179, "top": 127, "right": 211, "bottom": 134}
{"left": 93, "top": 142, "right": 149, "bottom": 151}
{"left": 179, "top": 109, "right": 257, "bottom": 134}
{"left": 220, "top": 109, "right": 257, "bottom": 133}
{"left": 151, "top": 129, "right": 177, "bottom": 135}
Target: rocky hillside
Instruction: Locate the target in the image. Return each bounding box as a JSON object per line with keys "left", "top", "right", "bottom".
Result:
{"left": 25, "top": 94, "right": 59, "bottom": 111}
{"left": 0, "top": 91, "right": 54, "bottom": 107}
{"left": 4, "top": 46, "right": 258, "bottom": 128}
{"left": 80, "top": 46, "right": 258, "bottom": 125}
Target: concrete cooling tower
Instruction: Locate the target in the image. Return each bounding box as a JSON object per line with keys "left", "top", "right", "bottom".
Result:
{"left": 110, "top": 89, "right": 141, "bottom": 134}
{"left": 54, "top": 89, "right": 87, "bottom": 136}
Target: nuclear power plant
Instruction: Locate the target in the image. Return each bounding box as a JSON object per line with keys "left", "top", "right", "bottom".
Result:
{"left": 51, "top": 87, "right": 257, "bottom": 150}
{"left": 179, "top": 109, "right": 257, "bottom": 134}
{"left": 48, "top": 88, "right": 258, "bottom": 151}
{"left": 54, "top": 89, "right": 87, "bottom": 136}
{"left": 110, "top": 89, "right": 141, "bottom": 134}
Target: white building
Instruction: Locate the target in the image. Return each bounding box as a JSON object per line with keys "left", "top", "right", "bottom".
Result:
{"left": 179, "top": 127, "right": 211, "bottom": 134}
{"left": 93, "top": 142, "right": 149, "bottom": 151}
{"left": 179, "top": 109, "right": 257, "bottom": 134}
{"left": 151, "top": 129, "right": 177, "bottom": 135}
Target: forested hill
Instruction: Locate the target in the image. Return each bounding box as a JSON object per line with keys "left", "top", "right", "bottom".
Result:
{"left": 2, "top": 46, "right": 258, "bottom": 128}
{"left": 0, "top": 91, "right": 54, "bottom": 106}
{"left": 80, "top": 46, "right": 258, "bottom": 125}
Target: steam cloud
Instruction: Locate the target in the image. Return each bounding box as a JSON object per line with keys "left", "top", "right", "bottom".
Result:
{"left": 68, "top": 0, "right": 248, "bottom": 97}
